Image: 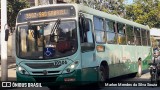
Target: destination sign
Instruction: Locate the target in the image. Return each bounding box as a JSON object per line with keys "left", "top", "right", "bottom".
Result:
{"left": 25, "top": 9, "right": 69, "bottom": 19}
{"left": 17, "top": 6, "right": 75, "bottom": 23}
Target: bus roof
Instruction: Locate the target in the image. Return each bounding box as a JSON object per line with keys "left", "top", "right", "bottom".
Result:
{"left": 75, "top": 4, "right": 150, "bottom": 30}
{"left": 19, "top": 4, "right": 149, "bottom": 30}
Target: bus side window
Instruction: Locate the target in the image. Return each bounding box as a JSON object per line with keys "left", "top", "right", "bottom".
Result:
{"left": 117, "top": 22, "right": 126, "bottom": 45}
{"left": 86, "top": 19, "right": 94, "bottom": 43}
{"left": 134, "top": 27, "right": 141, "bottom": 45}
{"left": 94, "top": 17, "right": 106, "bottom": 43}
{"left": 126, "top": 25, "right": 134, "bottom": 45}
{"left": 141, "top": 29, "right": 147, "bottom": 46}
{"left": 80, "top": 18, "right": 94, "bottom": 52}
{"left": 106, "top": 19, "right": 117, "bottom": 44}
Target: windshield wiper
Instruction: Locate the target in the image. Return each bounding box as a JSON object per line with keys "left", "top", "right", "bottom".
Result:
{"left": 49, "top": 19, "right": 61, "bottom": 43}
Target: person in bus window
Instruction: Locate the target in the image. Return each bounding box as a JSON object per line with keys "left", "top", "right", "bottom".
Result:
{"left": 37, "top": 26, "right": 43, "bottom": 47}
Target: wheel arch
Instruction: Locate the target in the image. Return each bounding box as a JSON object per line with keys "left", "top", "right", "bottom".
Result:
{"left": 99, "top": 60, "right": 110, "bottom": 78}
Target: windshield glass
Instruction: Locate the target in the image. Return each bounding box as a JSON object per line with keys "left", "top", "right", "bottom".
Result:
{"left": 16, "top": 20, "right": 77, "bottom": 59}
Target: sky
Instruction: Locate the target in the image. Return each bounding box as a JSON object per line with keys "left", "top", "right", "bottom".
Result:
{"left": 125, "top": 0, "right": 133, "bottom": 4}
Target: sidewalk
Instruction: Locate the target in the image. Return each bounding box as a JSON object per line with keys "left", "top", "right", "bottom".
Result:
{"left": 0, "top": 57, "right": 16, "bottom": 81}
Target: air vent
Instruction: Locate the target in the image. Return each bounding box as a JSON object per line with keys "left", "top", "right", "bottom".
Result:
{"left": 32, "top": 71, "right": 60, "bottom": 75}
{"left": 25, "top": 63, "right": 61, "bottom": 69}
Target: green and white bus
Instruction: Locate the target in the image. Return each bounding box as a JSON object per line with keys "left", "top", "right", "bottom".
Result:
{"left": 15, "top": 4, "right": 152, "bottom": 88}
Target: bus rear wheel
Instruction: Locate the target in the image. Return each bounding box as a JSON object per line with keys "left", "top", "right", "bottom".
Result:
{"left": 99, "top": 65, "right": 108, "bottom": 82}
{"left": 97, "top": 65, "right": 109, "bottom": 88}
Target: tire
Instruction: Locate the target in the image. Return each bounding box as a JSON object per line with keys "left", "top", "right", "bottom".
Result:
{"left": 150, "top": 69, "right": 158, "bottom": 84}
{"left": 99, "top": 65, "right": 108, "bottom": 82}
{"left": 98, "top": 66, "right": 106, "bottom": 88}
{"left": 97, "top": 65, "right": 109, "bottom": 88}
{"left": 151, "top": 74, "right": 157, "bottom": 84}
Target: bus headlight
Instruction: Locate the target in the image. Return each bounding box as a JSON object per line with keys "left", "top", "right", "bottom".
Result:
{"left": 16, "top": 66, "right": 29, "bottom": 75}
{"left": 62, "top": 61, "right": 79, "bottom": 74}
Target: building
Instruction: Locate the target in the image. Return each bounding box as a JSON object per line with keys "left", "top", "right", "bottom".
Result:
{"left": 150, "top": 28, "right": 160, "bottom": 47}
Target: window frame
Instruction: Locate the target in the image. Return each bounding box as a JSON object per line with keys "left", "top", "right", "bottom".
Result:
{"left": 141, "top": 29, "right": 148, "bottom": 46}
{"left": 126, "top": 25, "right": 134, "bottom": 45}
{"left": 81, "top": 18, "right": 95, "bottom": 52}
{"left": 105, "top": 19, "right": 117, "bottom": 44}
{"left": 117, "top": 22, "right": 126, "bottom": 45}
{"left": 134, "top": 27, "right": 141, "bottom": 46}
{"left": 94, "top": 16, "right": 106, "bottom": 44}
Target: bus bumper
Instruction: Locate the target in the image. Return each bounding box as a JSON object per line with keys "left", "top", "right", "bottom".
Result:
{"left": 16, "top": 69, "right": 81, "bottom": 86}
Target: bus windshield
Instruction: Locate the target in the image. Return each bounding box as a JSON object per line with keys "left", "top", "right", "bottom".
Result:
{"left": 16, "top": 20, "right": 77, "bottom": 60}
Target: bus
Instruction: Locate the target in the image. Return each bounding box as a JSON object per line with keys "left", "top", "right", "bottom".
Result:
{"left": 15, "top": 4, "right": 152, "bottom": 88}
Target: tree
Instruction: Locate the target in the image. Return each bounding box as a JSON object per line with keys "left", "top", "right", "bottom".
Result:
{"left": 7, "top": 0, "right": 29, "bottom": 31}
{"left": 125, "top": 0, "right": 160, "bottom": 28}
{"left": 69, "top": 0, "right": 126, "bottom": 17}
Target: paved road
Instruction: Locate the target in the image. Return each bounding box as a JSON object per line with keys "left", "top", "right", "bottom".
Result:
{"left": 3, "top": 70, "right": 160, "bottom": 90}
{"left": 1, "top": 57, "right": 160, "bottom": 90}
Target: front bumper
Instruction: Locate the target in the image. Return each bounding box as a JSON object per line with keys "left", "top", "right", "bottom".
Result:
{"left": 16, "top": 69, "right": 81, "bottom": 86}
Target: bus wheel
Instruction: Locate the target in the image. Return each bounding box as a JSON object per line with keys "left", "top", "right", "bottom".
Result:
{"left": 99, "top": 65, "right": 108, "bottom": 82}
{"left": 137, "top": 58, "right": 142, "bottom": 77}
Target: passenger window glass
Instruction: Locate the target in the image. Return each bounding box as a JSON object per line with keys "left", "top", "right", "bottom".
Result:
{"left": 80, "top": 18, "right": 94, "bottom": 52}
{"left": 117, "top": 22, "right": 126, "bottom": 45}
{"left": 106, "top": 19, "right": 117, "bottom": 44}
{"left": 126, "top": 25, "right": 134, "bottom": 45}
{"left": 134, "top": 27, "right": 141, "bottom": 45}
{"left": 94, "top": 17, "right": 103, "bottom": 31}
{"left": 94, "top": 17, "right": 106, "bottom": 43}
{"left": 117, "top": 23, "right": 125, "bottom": 34}
{"left": 141, "top": 29, "right": 147, "bottom": 38}
{"left": 95, "top": 31, "right": 105, "bottom": 43}
{"left": 106, "top": 20, "right": 115, "bottom": 32}
{"left": 141, "top": 29, "right": 147, "bottom": 46}
{"left": 86, "top": 20, "right": 94, "bottom": 43}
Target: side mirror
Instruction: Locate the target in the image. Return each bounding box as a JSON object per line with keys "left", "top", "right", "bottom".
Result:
{"left": 5, "top": 29, "right": 9, "bottom": 41}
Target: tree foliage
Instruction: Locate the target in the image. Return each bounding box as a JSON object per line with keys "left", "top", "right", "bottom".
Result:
{"left": 7, "top": 0, "right": 29, "bottom": 30}
{"left": 71, "top": 0, "right": 160, "bottom": 28}
{"left": 125, "top": 0, "right": 160, "bottom": 28}
{"left": 70, "top": 0, "right": 126, "bottom": 17}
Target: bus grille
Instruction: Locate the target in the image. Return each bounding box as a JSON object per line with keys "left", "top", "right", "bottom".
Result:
{"left": 32, "top": 71, "right": 60, "bottom": 75}
{"left": 25, "top": 63, "right": 61, "bottom": 69}
{"left": 34, "top": 77, "right": 57, "bottom": 82}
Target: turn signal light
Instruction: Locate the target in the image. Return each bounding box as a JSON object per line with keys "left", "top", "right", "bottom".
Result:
{"left": 96, "top": 45, "right": 105, "bottom": 52}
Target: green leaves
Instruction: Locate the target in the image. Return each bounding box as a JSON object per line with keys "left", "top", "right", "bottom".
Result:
{"left": 7, "top": 0, "right": 29, "bottom": 30}
{"left": 76, "top": 0, "right": 160, "bottom": 28}
{"left": 125, "top": 0, "right": 160, "bottom": 28}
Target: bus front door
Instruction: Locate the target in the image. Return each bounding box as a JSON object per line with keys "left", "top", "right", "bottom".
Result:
{"left": 80, "top": 13, "right": 98, "bottom": 82}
